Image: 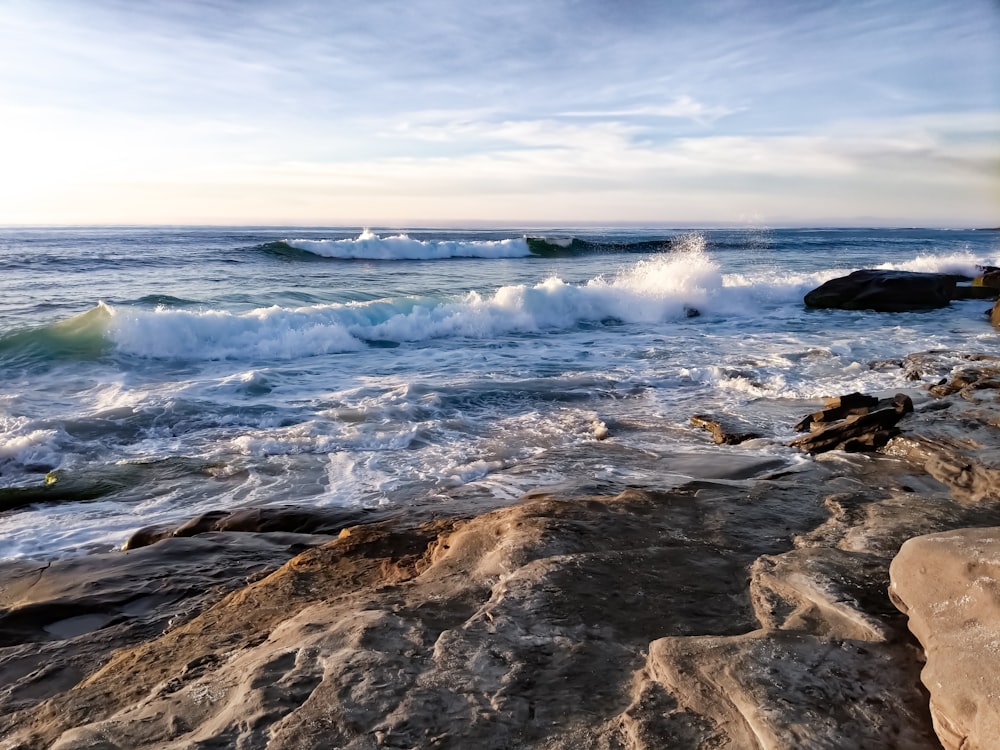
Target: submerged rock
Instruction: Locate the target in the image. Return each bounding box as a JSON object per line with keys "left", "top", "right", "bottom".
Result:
{"left": 803, "top": 270, "right": 957, "bottom": 312}
{"left": 690, "top": 413, "right": 761, "bottom": 445}
{"left": 123, "top": 505, "right": 390, "bottom": 550}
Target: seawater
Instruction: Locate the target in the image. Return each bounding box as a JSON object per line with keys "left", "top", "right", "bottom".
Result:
{"left": 1, "top": 226, "right": 998, "bottom": 559}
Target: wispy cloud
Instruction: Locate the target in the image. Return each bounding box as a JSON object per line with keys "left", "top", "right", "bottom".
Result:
{"left": 0, "top": 0, "right": 997, "bottom": 224}
{"left": 561, "top": 95, "right": 736, "bottom": 124}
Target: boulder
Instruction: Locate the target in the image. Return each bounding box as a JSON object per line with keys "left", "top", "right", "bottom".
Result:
{"left": 804, "top": 270, "right": 956, "bottom": 312}
{"left": 793, "top": 392, "right": 880, "bottom": 432}
{"left": 790, "top": 393, "right": 913, "bottom": 454}
{"left": 991, "top": 300, "right": 1000, "bottom": 329}
{"left": 889, "top": 528, "right": 1000, "bottom": 750}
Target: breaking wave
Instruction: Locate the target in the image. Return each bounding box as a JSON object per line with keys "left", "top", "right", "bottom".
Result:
{"left": 278, "top": 231, "right": 532, "bottom": 260}
{"left": 6, "top": 246, "right": 992, "bottom": 366}
{"left": 264, "top": 231, "right": 681, "bottom": 260}
{"left": 98, "top": 248, "right": 732, "bottom": 360}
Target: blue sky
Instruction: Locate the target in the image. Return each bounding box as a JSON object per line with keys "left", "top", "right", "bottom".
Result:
{"left": 1, "top": 0, "right": 997, "bottom": 226}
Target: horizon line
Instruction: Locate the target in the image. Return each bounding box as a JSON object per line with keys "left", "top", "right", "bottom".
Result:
{"left": 1, "top": 221, "right": 997, "bottom": 231}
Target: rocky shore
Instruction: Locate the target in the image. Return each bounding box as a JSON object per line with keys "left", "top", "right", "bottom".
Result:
{"left": 3, "top": 350, "right": 1000, "bottom": 749}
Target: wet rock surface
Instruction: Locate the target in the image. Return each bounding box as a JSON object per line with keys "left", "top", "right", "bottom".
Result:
{"left": 789, "top": 393, "right": 913, "bottom": 454}
{"left": 689, "top": 413, "right": 761, "bottom": 445}
{"left": 123, "top": 504, "right": 393, "bottom": 550}
{"left": 803, "top": 269, "right": 959, "bottom": 311}
{"left": 3, "top": 351, "right": 1000, "bottom": 748}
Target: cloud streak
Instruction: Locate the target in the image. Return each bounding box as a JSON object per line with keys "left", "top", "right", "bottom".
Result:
{"left": 0, "top": 0, "right": 997, "bottom": 225}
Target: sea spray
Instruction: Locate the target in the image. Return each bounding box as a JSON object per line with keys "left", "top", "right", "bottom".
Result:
{"left": 597, "top": 234, "right": 724, "bottom": 318}
{"left": 877, "top": 251, "right": 998, "bottom": 276}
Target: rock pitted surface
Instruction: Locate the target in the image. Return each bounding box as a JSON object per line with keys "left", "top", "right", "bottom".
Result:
{"left": 1, "top": 479, "right": 942, "bottom": 750}
{"left": 890, "top": 528, "right": 1000, "bottom": 750}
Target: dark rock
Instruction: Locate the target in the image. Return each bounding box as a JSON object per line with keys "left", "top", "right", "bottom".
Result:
{"left": 803, "top": 270, "right": 957, "bottom": 312}
{"left": 953, "top": 266, "right": 1000, "bottom": 300}
{"left": 952, "top": 284, "right": 998, "bottom": 300}
{"left": 690, "top": 414, "right": 761, "bottom": 445}
{"left": 868, "top": 358, "right": 903, "bottom": 371}
{"left": 123, "top": 505, "right": 391, "bottom": 551}
{"left": 790, "top": 394, "right": 913, "bottom": 454}
{"left": 793, "top": 392, "right": 880, "bottom": 432}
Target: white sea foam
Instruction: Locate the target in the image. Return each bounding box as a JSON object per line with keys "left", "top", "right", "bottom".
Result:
{"left": 0, "top": 500, "right": 139, "bottom": 558}
{"left": 105, "top": 303, "right": 367, "bottom": 360}
{"left": 0, "top": 419, "right": 63, "bottom": 479}
{"left": 104, "top": 253, "right": 731, "bottom": 359}
{"left": 285, "top": 230, "right": 533, "bottom": 260}
{"left": 75, "top": 243, "right": 1000, "bottom": 367}
{"left": 877, "top": 251, "right": 999, "bottom": 277}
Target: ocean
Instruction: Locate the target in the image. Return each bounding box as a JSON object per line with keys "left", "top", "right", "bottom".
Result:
{"left": 1, "top": 226, "right": 997, "bottom": 560}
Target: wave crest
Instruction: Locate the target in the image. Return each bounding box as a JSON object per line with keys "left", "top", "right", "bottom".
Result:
{"left": 100, "top": 249, "right": 726, "bottom": 360}
{"left": 0, "top": 304, "right": 113, "bottom": 368}
{"left": 283, "top": 231, "right": 532, "bottom": 260}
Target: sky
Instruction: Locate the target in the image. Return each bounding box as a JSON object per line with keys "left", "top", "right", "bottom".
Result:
{"left": 1, "top": 0, "right": 998, "bottom": 227}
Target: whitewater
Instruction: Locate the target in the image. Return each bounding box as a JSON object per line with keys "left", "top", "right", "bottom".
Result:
{"left": 1, "top": 226, "right": 998, "bottom": 559}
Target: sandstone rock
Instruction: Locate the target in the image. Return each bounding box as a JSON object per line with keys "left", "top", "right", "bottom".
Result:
{"left": 635, "top": 630, "right": 933, "bottom": 749}
{"left": 7, "top": 476, "right": 941, "bottom": 750}
{"left": 0, "top": 533, "right": 325, "bottom": 715}
{"left": 890, "top": 528, "right": 1000, "bottom": 750}
{"left": 883, "top": 433, "right": 1000, "bottom": 504}
{"left": 803, "top": 270, "right": 957, "bottom": 312}
{"left": 880, "top": 376, "right": 1000, "bottom": 503}
{"left": 927, "top": 363, "right": 1000, "bottom": 398}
